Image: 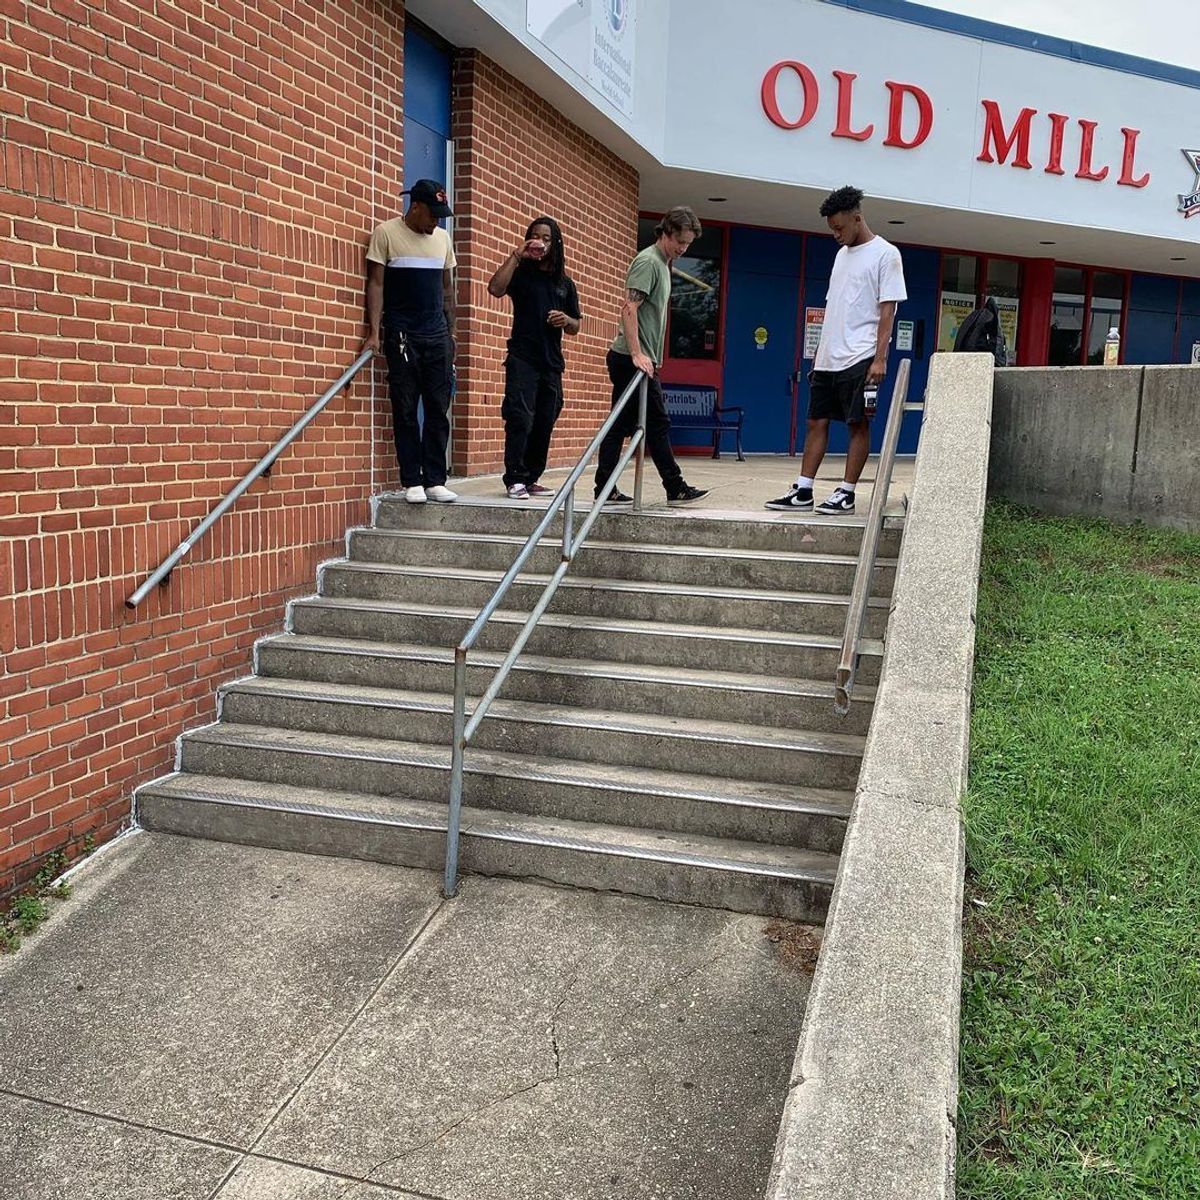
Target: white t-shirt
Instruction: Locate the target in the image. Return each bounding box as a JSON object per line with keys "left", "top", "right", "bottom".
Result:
{"left": 814, "top": 236, "right": 907, "bottom": 373}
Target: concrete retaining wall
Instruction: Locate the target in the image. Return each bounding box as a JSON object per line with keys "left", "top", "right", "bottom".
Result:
{"left": 990, "top": 366, "right": 1200, "bottom": 531}
{"left": 764, "top": 352, "right": 994, "bottom": 1200}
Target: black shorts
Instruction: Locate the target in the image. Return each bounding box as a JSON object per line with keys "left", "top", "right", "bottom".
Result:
{"left": 809, "top": 358, "right": 873, "bottom": 424}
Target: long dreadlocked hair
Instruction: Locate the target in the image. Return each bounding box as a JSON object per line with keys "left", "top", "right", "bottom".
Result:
{"left": 520, "top": 215, "right": 568, "bottom": 285}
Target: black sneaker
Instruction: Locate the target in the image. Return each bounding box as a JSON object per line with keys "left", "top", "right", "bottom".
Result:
{"left": 815, "top": 487, "right": 856, "bottom": 515}
{"left": 667, "top": 484, "right": 709, "bottom": 506}
{"left": 595, "top": 489, "right": 633, "bottom": 505}
{"left": 765, "top": 487, "right": 813, "bottom": 512}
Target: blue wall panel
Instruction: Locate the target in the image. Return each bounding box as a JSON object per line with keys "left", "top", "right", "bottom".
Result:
{"left": 1124, "top": 274, "right": 1181, "bottom": 365}
{"left": 403, "top": 26, "right": 452, "bottom": 197}
{"left": 404, "top": 26, "right": 452, "bottom": 136}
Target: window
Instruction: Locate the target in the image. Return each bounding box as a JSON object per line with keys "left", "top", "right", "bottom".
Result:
{"left": 938, "top": 255, "right": 977, "bottom": 352}
{"left": 1050, "top": 268, "right": 1086, "bottom": 366}
{"left": 1087, "top": 273, "right": 1125, "bottom": 365}
{"left": 1050, "top": 267, "right": 1127, "bottom": 365}
{"left": 987, "top": 259, "right": 1021, "bottom": 366}
{"left": 637, "top": 217, "right": 724, "bottom": 361}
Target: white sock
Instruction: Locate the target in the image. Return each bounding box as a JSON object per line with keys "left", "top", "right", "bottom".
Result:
{"left": 839, "top": 480, "right": 856, "bottom": 493}
{"left": 796, "top": 476, "right": 814, "bottom": 491}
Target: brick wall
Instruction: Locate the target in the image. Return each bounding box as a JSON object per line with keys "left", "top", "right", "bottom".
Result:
{"left": 0, "top": 0, "right": 407, "bottom": 894}
{"left": 449, "top": 51, "right": 639, "bottom": 476}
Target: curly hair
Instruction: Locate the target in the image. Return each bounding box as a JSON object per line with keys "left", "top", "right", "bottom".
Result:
{"left": 819, "top": 186, "right": 864, "bottom": 218}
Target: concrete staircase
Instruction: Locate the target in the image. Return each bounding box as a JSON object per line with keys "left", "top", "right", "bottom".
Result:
{"left": 138, "top": 498, "right": 900, "bottom": 921}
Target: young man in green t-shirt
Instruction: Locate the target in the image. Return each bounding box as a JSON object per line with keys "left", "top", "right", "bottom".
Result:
{"left": 593, "top": 206, "right": 709, "bottom": 506}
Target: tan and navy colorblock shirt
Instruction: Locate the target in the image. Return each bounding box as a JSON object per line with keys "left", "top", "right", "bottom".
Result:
{"left": 366, "top": 219, "right": 456, "bottom": 337}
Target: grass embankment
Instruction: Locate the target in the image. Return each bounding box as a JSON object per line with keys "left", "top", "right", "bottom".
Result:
{"left": 958, "top": 503, "right": 1200, "bottom": 1199}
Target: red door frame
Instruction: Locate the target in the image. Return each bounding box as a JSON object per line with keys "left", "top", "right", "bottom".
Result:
{"left": 639, "top": 213, "right": 732, "bottom": 390}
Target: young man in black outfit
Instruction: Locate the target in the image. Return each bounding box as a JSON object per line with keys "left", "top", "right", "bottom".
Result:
{"left": 362, "top": 179, "right": 458, "bottom": 505}
{"left": 487, "top": 217, "right": 582, "bottom": 499}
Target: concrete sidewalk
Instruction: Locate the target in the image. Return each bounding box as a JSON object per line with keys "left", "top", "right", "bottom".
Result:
{"left": 450, "top": 454, "right": 914, "bottom": 518}
{"left": 0, "top": 834, "right": 815, "bottom": 1200}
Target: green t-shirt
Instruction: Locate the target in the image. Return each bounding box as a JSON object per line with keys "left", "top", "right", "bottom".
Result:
{"left": 612, "top": 244, "right": 671, "bottom": 365}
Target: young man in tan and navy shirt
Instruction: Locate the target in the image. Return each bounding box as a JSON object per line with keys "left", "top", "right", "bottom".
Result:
{"left": 363, "top": 179, "right": 458, "bottom": 504}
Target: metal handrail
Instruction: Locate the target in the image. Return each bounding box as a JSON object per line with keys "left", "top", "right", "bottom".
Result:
{"left": 834, "top": 358, "right": 912, "bottom": 716}
{"left": 443, "top": 371, "right": 649, "bottom": 896}
{"left": 125, "top": 349, "right": 375, "bottom": 609}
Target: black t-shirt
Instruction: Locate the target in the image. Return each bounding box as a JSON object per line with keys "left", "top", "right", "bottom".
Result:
{"left": 506, "top": 268, "right": 581, "bottom": 372}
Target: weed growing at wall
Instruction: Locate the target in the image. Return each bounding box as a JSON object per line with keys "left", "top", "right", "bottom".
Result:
{"left": 0, "top": 840, "right": 92, "bottom": 954}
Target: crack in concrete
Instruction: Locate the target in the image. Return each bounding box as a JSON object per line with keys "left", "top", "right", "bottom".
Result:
{"left": 358, "top": 1041, "right": 667, "bottom": 1183}
{"left": 549, "top": 966, "right": 581, "bottom": 1080}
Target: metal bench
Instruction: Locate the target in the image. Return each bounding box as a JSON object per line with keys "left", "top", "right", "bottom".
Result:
{"left": 661, "top": 385, "right": 745, "bottom": 461}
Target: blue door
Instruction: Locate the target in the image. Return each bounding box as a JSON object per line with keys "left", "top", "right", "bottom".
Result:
{"left": 722, "top": 227, "right": 803, "bottom": 453}
{"left": 404, "top": 26, "right": 452, "bottom": 192}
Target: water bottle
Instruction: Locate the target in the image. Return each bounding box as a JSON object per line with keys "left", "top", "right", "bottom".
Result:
{"left": 863, "top": 383, "right": 879, "bottom": 416}
{"left": 1103, "top": 327, "right": 1120, "bottom": 367}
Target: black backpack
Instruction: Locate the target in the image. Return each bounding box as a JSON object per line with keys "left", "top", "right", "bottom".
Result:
{"left": 953, "top": 297, "right": 1007, "bottom": 366}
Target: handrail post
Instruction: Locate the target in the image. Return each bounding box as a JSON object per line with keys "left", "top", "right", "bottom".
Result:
{"left": 632, "top": 374, "right": 648, "bottom": 513}
{"left": 444, "top": 648, "right": 469, "bottom": 898}
{"left": 562, "top": 486, "right": 575, "bottom": 562}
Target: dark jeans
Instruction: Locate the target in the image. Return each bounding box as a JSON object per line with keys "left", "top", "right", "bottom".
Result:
{"left": 502, "top": 355, "right": 564, "bottom": 487}
{"left": 594, "top": 351, "right": 683, "bottom": 497}
{"left": 383, "top": 328, "right": 453, "bottom": 488}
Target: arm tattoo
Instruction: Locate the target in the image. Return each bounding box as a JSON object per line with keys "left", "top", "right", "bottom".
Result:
{"left": 627, "top": 288, "right": 647, "bottom": 304}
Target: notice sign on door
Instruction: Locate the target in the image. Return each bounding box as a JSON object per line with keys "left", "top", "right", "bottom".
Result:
{"left": 803, "top": 308, "right": 825, "bottom": 359}
{"left": 896, "top": 319, "right": 915, "bottom": 351}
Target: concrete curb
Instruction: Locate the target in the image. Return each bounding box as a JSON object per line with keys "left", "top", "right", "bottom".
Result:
{"left": 764, "top": 353, "right": 995, "bottom": 1199}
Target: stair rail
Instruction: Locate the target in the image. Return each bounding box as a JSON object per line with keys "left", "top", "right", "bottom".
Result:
{"left": 125, "top": 349, "right": 375, "bottom": 610}
{"left": 834, "top": 357, "right": 912, "bottom": 716}
{"left": 443, "top": 371, "right": 649, "bottom": 897}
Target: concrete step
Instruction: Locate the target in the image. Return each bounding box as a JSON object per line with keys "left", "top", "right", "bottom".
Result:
{"left": 137, "top": 772, "right": 839, "bottom": 920}
{"left": 373, "top": 495, "right": 904, "bottom": 557}
{"left": 217, "top": 677, "right": 866, "bottom": 789}
{"left": 348, "top": 529, "right": 896, "bottom": 596}
{"left": 175, "top": 724, "right": 853, "bottom": 850}
{"left": 318, "top": 561, "right": 891, "bottom": 639}
{"left": 255, "top": 633, "right": 876, "bottom": 736}
{"left": 288, "top": 597, "right": 885, "bottom": 683}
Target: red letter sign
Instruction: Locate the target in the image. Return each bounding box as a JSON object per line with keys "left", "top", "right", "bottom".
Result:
{"left": 832, "top": 71, "right": 874, "bottom": 141}
{"left": 883, "top": 81, "right": 933, "bottom": 149}
{"left": 1044, "top": 112, "right": 1069, "bottom": 175}
{"left": 1118, "top": 127, "right": 1151, "bottom": 188}
{"left": 978, "top": 100, "right": 1036, "bottom": 169}
{"left": 761, "top": 61, "right": 820, "bottom": 130}
{"left": 1076, "top": 119, "right": 1109, "bottom": 181}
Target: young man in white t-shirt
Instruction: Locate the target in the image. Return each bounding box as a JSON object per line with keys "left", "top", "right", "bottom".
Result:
{"left": 766, "top": 186, "right": 906, "bottom": 515}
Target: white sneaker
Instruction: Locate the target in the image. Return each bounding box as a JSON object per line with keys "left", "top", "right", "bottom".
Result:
{"left": 405, "top": 485, "right": 427, "bottom": 504}
{"left": 426, "top": 485, "right": 458, "bottom": 503}
{"left": 507, "top": 483, "right": 530, "bottom": 499}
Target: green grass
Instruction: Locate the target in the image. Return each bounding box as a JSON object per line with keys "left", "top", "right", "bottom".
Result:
{"left": 958, "top": 502, "right": 1200, "bottom": 1200}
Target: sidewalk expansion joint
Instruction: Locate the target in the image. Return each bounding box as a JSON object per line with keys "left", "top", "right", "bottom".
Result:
{"left": 242, "top": 896, "right": 450, "bottom": 1160}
